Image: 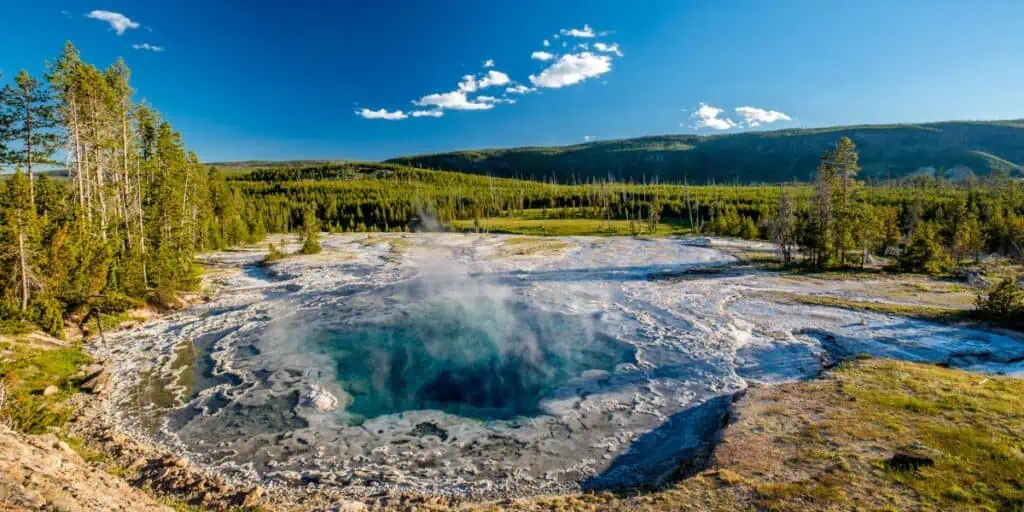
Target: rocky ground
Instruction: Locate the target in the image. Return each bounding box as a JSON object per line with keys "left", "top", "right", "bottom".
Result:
{"left": 1, "top": 233, "right": 1021, "bottom": 511}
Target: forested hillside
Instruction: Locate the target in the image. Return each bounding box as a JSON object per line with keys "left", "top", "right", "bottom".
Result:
{"left": 0, "top": 43, "right": 254, "bottom": 336}
{"left": 387, "top": 121, "right": 1024, "bottom": 183}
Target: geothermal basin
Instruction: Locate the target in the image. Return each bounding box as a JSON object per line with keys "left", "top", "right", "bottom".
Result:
{"left": 96, "top": 234, "right": 1024, "bottom": 499}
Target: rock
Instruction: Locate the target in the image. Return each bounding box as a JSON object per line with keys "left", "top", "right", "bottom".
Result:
{"left": 0, "top": 425, "right": 173, "bottom": 511}
{"left": 955, "top": 268, "right": 991, "bottom": 288}
{"left": 885, "top": 452, "right": 935, "bottom": 471}
{"left": 240, "top": 485, "right": 264, "bottom": 508}
{"left": 79, "top": 368, "right": 110, "bottom": 394}
{"left": 321, "top": 500, "right": 368, "bottom": 512}
{"left": 42, "top": 385, "right": 59, "bottom": 397}
{"left": 301, "top": 384, "right": 339, "bottom": 412}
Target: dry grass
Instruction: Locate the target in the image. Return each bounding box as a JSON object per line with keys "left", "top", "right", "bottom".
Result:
{"left": 494, "top": 237, "right": 573, "bottom": 257}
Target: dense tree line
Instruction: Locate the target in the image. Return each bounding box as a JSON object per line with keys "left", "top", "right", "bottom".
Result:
{"left": 0, "top": 43, "right": 253, "bottom": 336}
{"left": 232, "top": 158, "right": 1022, "bottom": 273}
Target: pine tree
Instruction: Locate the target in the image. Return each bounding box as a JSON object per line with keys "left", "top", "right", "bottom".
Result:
{"left": 953, "top": 213, "right": 985, "bottom": 263}
{"left": 770, "top": 189, "right": 798, "bottom": 263}
{"left": 2, "top": 171, "right": 39, "bottom": 311}
{"left": 0, "top": 70, "right": 62, "bottom": 209}
{"left": 899, "top": 222, "right": 952, "bottom": 274}
{"left": 300, "top": 208, "right": 322, "bottom": 255}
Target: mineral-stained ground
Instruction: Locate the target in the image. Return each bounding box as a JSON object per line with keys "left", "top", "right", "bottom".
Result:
{"left": 93, "top": 234, "right": 1024, "bottom": 500}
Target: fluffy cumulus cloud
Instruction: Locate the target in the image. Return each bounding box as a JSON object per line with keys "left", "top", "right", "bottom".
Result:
{"left": 560, "top": 24, "right": 596, "bottom": 38}
{"left": 543, "top": 39, "right": 551, "bottom": 47}
{"left": 531, "top": 51, "right": 555, "bottom": 62}
{"left": 412, "top": 110, "right": 444, "bottom": 118}
{"left": 86, "top": 10, "right": 139, "bottom": 35}
{"left": 483, "top": 59, "right": 495, "bottom": 68}
{"left": 529, "top": 52, "right": 612, "bottom": 89}
{"left": 593, "top": 42, "right": 623, "bottom": 57}
{"left": 414, "top": 90, "right": 494, "bottom": 111}
{"left": 132, "top": 43, "right": 165, "bottom": 52}
{"left": 479, "top": 70, "right": 510, "bottom": 88}
{"left": 691, "top": 103, "right": 737, "bottom": 130}
{"left": 735, "top": 106, "right": 792, "bottom": 127}
{"left": 357, "top": 108, "right": 408, "bottom": 120}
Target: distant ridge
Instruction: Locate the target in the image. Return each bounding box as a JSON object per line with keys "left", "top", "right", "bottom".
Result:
{"left": 385, "top": 120, "right": 1024, "bottom": 183}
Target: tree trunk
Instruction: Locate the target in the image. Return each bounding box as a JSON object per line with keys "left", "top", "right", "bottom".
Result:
{"left": 71, "top": 98, "right": 85, "bottom": 211}
{"left": 24, "top": 92, "right": 35, "bottom": 211}
{"left": 18, "top": 229, "right": 29, "bottom": 311}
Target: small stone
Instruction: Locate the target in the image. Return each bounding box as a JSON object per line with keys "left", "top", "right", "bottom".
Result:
{"left": 241, "top": 485, "right": 264, "bottom": 507}
{"left": 331, "top": 500, "right": 368, "bottom": 512}
{"left": 42, "top": 385, "right": 59, "bottom": 397}
{"left": 173, "top": 456, "right": 188, "bottom": 468}
{"left": 885, "top": 452, "right": 934, "bottom": 471}
{"left": 79, "top": 368, "right": 111, "bottom": 394}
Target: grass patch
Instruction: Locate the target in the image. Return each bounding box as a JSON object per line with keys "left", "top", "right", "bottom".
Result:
{"left": 81, "top": 311, "right": 146, "bottom": 338}
{"left": 496, "top": 236, "right": 573, "bottom": 257}
{"left": 0, "top": 344, "right": 91, "bottom": 433}
{"left": 767, "top": 291, "right": 973, "bottom": 323}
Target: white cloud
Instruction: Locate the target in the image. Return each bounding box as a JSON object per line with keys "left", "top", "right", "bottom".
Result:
{"left": 692, "top": 103, "right": 737, "bottom": 130}
{"left": 531, "top": 51, "right": 555, "bottom": 61}
{"left": 458, "top": 74, "right": 478, "bottom": 92}
{"left": 132, "top": 43, "right": 165, "bottom": 52}
{"left": 483, "top": 59, "right": 495, "bottom": 68}
{"left": 560, "top": 24, "right": 596, "bottom": 38}
{"left": 86, "top": 10, "right": 139, "bottom": 35}
{"left": 584, "top": 135, "right": 595, "bottom": 142}
{"left": 479, "top": 70, "right": 510, "bottom": 88}
{"left": 506, "top": 84, "right": 536, "bottom": 94}
{"left": 476, "top": 95, "right": 516, "bottom": 105}
{"left": 735, "top": 106, "right": 792, "bottom": 127}
{"left": 414, "top": 90, "right": 493, "bottom": 110}
{"left": 593, "top": 42, "right": 623, "bottom": 57}
{"left": 412, "top": 109, "right": 444, "bottom": 118}
{"left": 357, "top": 108, "right": 408, "bottom": 120}
{"left": 529, "top": 52, "right": 612, "bottom": 89}
{"left": 543, "top": 39, "right": 550, "bottom": 47}
{"left": 576, "top": 43, "right": 589, "bottom": 50}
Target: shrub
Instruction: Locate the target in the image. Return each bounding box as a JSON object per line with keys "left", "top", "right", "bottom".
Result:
{"left": 262, "top": 242, "right": 286, "bottom": 264}
{"left": 976, "top": 277, "right": 1023, "bottom": 327}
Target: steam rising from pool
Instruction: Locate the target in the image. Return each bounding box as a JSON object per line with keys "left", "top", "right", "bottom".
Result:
{"left": 310, "top": 302, "right": 635, "bottom": 421}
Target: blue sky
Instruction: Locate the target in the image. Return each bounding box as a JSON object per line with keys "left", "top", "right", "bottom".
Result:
{"left": 2, "top": 1, "right": 1023, "bottom": 162}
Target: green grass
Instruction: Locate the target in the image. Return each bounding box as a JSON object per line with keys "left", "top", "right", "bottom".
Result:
{"left": 82, "top": 311, "right": 145, "bottom": 338}
{"left": 449, "top": 216, "right": 692, "bottom": 237}
{"left": 0, "top": 344, "right": 92, "bottom": 433}
{"left": 847, "top": 361, "right": 1024, "bottom": 511}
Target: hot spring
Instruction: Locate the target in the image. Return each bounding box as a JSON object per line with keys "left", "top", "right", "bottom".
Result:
{"left": 309, "top": 304, "right": 636, "bottom": 422}
{"left": 99, "top": 234, "right": 1024, "bottom": 499}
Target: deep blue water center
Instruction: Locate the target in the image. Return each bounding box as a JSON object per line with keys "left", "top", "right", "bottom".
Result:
{"left": 311, "top": 303, "right": 636, "bottom": 422}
